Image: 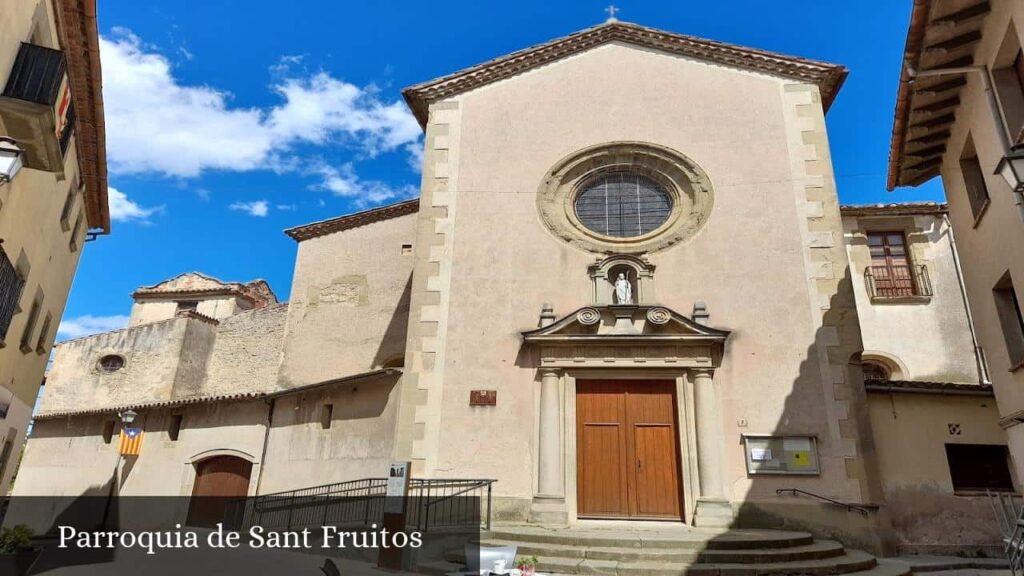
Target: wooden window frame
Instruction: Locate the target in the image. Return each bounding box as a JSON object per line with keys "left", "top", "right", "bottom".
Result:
{"left": 0, "top": 247, "right": 25, "bottom": 343}
{"left": 994, "top": 272, "right": 1024, "bottom": 371}
{"left": 866, "top": 231, "right": 920, "bottom": 299}
{"left": 945, "top": 443, "right": 1015, "bottom": 493}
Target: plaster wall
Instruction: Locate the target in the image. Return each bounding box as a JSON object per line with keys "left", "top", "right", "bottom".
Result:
{"left": 278, "top": 212, "right": 416, "bottom": 389}
{"left": 0, "top": 0, "right": 90, "bottom": 494}
{"left": 843, "top": 213, "right": 979, "bottom": 383}
{"left": 128, "top": 295, "right": 247, "bottom": 327}
{"left": 11, "top": 401, "right": 269, "bottom": 532}
{"left": 399, "top": 42, "right": 873, "bottom": 511}
{"left": 935, "top": 0, "right": 1024, "bottom": 479}
{"left": 257, "top": 374, "right": 403, "bottom": 493}
{"left": 40, "top": 317, "right": 216, "bottom": 413}
{"left": 866, "top": 392, "right": 1006, "bottom": 553}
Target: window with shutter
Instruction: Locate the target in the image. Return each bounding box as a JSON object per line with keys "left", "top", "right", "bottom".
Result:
{"left": 959, "top": 136, "right": 990, "bottom": 221}
{"left": 0, "top": 248, "right": 25, "bottom": 341}
{"left": 867, "top": 232, "right": 917, "bottom": 297}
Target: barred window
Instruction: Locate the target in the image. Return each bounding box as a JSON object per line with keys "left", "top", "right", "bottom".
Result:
{"left": 575, "top": 172, "right": 672, "bottom": 238}
{"left": 0, "top": 248, "right": 25, "bottom": 341}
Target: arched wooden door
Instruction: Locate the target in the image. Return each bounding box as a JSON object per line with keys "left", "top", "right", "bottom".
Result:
{"left": 186, "top": 455, "right": 252, "bottom": 527}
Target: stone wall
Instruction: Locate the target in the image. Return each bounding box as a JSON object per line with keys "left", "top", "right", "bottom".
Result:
{"left": 277, "top": 212, "right": 416, "bottom": 389}
{"left": 204, "top": 304, "right": 288, "bottom": 396}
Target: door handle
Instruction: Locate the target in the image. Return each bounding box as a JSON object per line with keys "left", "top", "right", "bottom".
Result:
{"left": 636, "top": 459, "right": 641, "bottom": 470}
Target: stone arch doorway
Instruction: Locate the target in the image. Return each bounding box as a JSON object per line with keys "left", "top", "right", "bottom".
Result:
{"left": 186, "top": 455, "right": 253, "bottom": 527}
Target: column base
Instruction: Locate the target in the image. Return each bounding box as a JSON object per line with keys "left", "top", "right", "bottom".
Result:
{"left": 529, "top": 495, "right": 568, "bottom": 525}
{"left": 692, "top": 498, "right": 734, "bottom": 528}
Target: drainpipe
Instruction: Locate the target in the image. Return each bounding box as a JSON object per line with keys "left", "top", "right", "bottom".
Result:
{"left": 253, "top": 397, "right": 276, "bottom": 496}
{"left": 943, "top": 213, "right": 991, "bottom": 384}
{"left": 907, "top": 64, "right": 1024, "bottom": 223}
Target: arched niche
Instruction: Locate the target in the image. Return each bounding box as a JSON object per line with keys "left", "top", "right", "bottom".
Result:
{"left": 588, "top": 254, "right": 656, "bottom": 305}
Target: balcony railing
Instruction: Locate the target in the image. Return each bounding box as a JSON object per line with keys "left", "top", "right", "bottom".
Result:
{"left": 865, "top": 264, "right": 932, "bottom": 300}
{"left": 0, "top": 42, "right": 72, "bottom": 173}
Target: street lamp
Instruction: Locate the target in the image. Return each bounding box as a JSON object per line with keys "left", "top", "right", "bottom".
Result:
{"left": 0, "top": 137, "right": 24, "bottom": 183}
{"left": 995, "top": 144, "right": 1024, "bottom": 193}
{"left": 119, "top": 409, "right": 138, "bottom": 425}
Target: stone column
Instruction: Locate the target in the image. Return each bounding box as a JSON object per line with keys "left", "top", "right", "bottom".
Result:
{"left": 530, "top": 368, "right": 567, "bottom": 524}
{"left": 536, "top": 369, "right": 563, "bottom": 496}
{"left": 692, "top": 369, "right": 732, "bottom": 526}
{"left": 693, "top": 369, "right": 723, "bottom": 498}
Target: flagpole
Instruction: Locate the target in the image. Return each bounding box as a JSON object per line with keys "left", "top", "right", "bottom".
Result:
{"left": 101, "top": 409, "right": 138, "bottom": 529}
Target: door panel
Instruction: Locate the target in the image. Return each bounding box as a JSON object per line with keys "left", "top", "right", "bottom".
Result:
{"left": 577, "top": 380, "right": 682, "bottom": 519}
{"left": 187, "top": 456, "right": 253, "bottom": 527}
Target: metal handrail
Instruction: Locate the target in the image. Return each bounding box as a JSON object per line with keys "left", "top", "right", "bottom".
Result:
{"left": 776, "top": 488, "right": 871, "bottom": 516}
{"left": 865, "top": 263, "right": 932, "bottom": 299}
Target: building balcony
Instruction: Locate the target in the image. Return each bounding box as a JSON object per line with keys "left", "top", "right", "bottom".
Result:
{"left": 865, "top": 264, "right": 933, "bottom": 303}
{"left": 0, "top": 42, "right": 74, "bottom": 174}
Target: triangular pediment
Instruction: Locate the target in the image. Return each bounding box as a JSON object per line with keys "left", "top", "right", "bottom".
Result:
{"left": 403, "top": 21, "right": 846, "bottom": 127}
{"left": 523, "top": 305, "right": 729, "bottom": 344}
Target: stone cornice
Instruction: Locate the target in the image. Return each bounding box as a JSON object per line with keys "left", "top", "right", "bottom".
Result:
{"left": 402, "top": 21, "right": 847, "bottom": 128}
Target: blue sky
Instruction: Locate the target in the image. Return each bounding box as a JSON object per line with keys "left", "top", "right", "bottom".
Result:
{"left": 58, "top": 0, "right": 944, "bottom": 338}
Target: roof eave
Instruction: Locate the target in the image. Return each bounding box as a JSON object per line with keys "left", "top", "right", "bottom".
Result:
{"left": 402, "top": 21, "right": 848, "bottom": 129}
{"left": 54, "top": 0, "right": 110, "bottom": 233}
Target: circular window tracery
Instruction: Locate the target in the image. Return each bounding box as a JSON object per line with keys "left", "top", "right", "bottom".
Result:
{"left": 574, "top": 171, "right": 673, "bottom": 238}
{"left": 98, "top": 354, "right": 125, "bottom": 373}
{"left": 537, "top": 142, "right": 714, "bottom": 254}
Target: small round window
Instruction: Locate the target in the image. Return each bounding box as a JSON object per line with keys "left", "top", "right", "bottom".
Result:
{"left": 574, "top": 171, "right": 673, "bottom": 238}
{"left": 98, "top": 355, "right": 125, "bottom": 373}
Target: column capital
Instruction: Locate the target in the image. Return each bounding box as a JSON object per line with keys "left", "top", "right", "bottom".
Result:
{"left": 540, "top": 368, "right": 561, "bottom": 378}
{"left": 691, "top": 368, "right": 715, "bottom": 379}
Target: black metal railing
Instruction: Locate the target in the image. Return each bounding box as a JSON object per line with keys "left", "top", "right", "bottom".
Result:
{"left": 988, "top": 489, "right": 1024, "bottom": 574}
{"left": 225, "top": 477, "right": 495, "bottom": 533}
{"left": 2, "top": 43, "right": 66, "bottom": 105}
{"left": 865, "top": 264, "right": 932, "bottom": 299}
{"left": 776, "top": 488, "right": 871, "bottom": 516}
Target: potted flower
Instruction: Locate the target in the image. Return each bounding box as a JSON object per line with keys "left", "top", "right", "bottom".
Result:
{"left": 516, "top": 555, "right": 539, "bottom": 576}
{"left": 0, "top": 525, "right": 41, "bottom": 576}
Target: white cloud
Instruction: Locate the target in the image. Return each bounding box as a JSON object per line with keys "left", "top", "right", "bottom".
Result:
{"left": 99, "top": 30, "right": 422, "bottom": 184}
{"left": 315, "top": 164, "right": 417, "bottom": 205}
{"left": 108, "top": 186, "right": 162, "bottom": 222}
{"left": 229, "top": 200, "right": 270, "bottom": 217}
{"left": 57, "top": 315, "right": 130, "bottom": 340}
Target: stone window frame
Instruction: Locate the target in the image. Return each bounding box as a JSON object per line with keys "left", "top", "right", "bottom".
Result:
{"left": 848, "top": 216, "right": 933, "bottom": 305}
{"left": 96, "top": 353, "right": 127, "bottom": 374}
{"left": 537, "top": 142, "right": 714, "bottom": 254}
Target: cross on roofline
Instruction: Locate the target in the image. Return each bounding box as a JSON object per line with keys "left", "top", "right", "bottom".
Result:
{"left": 605, "top": 4, "right": 619, "bottom": 23}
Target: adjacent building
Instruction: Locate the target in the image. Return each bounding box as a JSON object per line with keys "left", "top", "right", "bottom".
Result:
{"left": 888, "top": 0, "right": 1024, "bottom": 483}
{"left": 0, "top": 0, "right": 109, "bottom": 494}
{"left": 13, "top": 17, "right": 1011, "bottom": 559}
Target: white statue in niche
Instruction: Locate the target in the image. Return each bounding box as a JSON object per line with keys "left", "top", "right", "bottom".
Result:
{"left": 613, "top": 273, "right": 633, "bottom": 305}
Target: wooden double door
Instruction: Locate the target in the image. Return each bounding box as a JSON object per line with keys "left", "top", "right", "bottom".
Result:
{"left": 186, "top": 456, "right": 253, "bottom": 527}
{"left": 576, "top": 380, "right": 683, "bottom": 519}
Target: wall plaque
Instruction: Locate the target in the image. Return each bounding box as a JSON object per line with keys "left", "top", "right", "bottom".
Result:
{"left": 743, "top": 434, "right": 820, "bottom": 475}
{"left": 470, "top": 390, "right": 497, "bottom": 406}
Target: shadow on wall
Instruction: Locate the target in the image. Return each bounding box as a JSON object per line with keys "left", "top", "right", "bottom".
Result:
{"left": 371, "top": 273, "right": 413, "bottom": 370}
{"left": 716, "top": 266, "right": 894, "bottom": 554}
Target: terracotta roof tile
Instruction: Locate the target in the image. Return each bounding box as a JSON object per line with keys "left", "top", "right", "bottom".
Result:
{"left": 403, "top": 20, "right": 847, "bottom": 127}
{"left": 284, "top": 198, "right": 420, "bottom": 242}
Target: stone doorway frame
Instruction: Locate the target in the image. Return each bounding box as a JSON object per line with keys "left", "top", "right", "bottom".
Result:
{"left": 522, "top": 304, "right": 730, "bottom": 526}
{"left": 563, "top": 369, "right": 697, "bottom": 524}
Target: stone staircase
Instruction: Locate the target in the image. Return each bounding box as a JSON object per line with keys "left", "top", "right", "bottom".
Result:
{"left": 441, "top": 523, "right": 912, "bottom": 576}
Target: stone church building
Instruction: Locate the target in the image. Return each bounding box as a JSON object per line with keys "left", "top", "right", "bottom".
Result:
{"left": 13, "top": 20, "right": 1010, "bottom": 557}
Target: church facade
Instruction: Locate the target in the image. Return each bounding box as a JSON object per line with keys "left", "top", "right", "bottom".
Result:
{"left": 14, "top": 21, "right": 1008, "bottom": 555}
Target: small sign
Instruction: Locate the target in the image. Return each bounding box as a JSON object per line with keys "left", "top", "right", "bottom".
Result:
{"left": 750, "top": 448, "right": 772, "bottom": 462}
{"left": 384, "top": 461, "right": 410, "bottom": 514}
{"left": 470, "top": 390, "right": 497, "bottom": 406}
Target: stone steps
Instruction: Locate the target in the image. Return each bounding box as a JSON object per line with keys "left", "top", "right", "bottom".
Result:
{"left": 479, "top": 538, "right": 848, "bottom": 564}
{"left": 527, "top": 548, "right": 878, "bottom": 576}
{"left": 485, "top": 526, "right": 815, "bottom": 550}
{"left": 438, "top": 524, "right": 920, "bottom": 576}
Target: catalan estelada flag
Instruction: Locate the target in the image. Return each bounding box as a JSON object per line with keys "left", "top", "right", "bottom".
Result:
{"left": 119, "top": 427, "right": 143, "bottom": 456}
